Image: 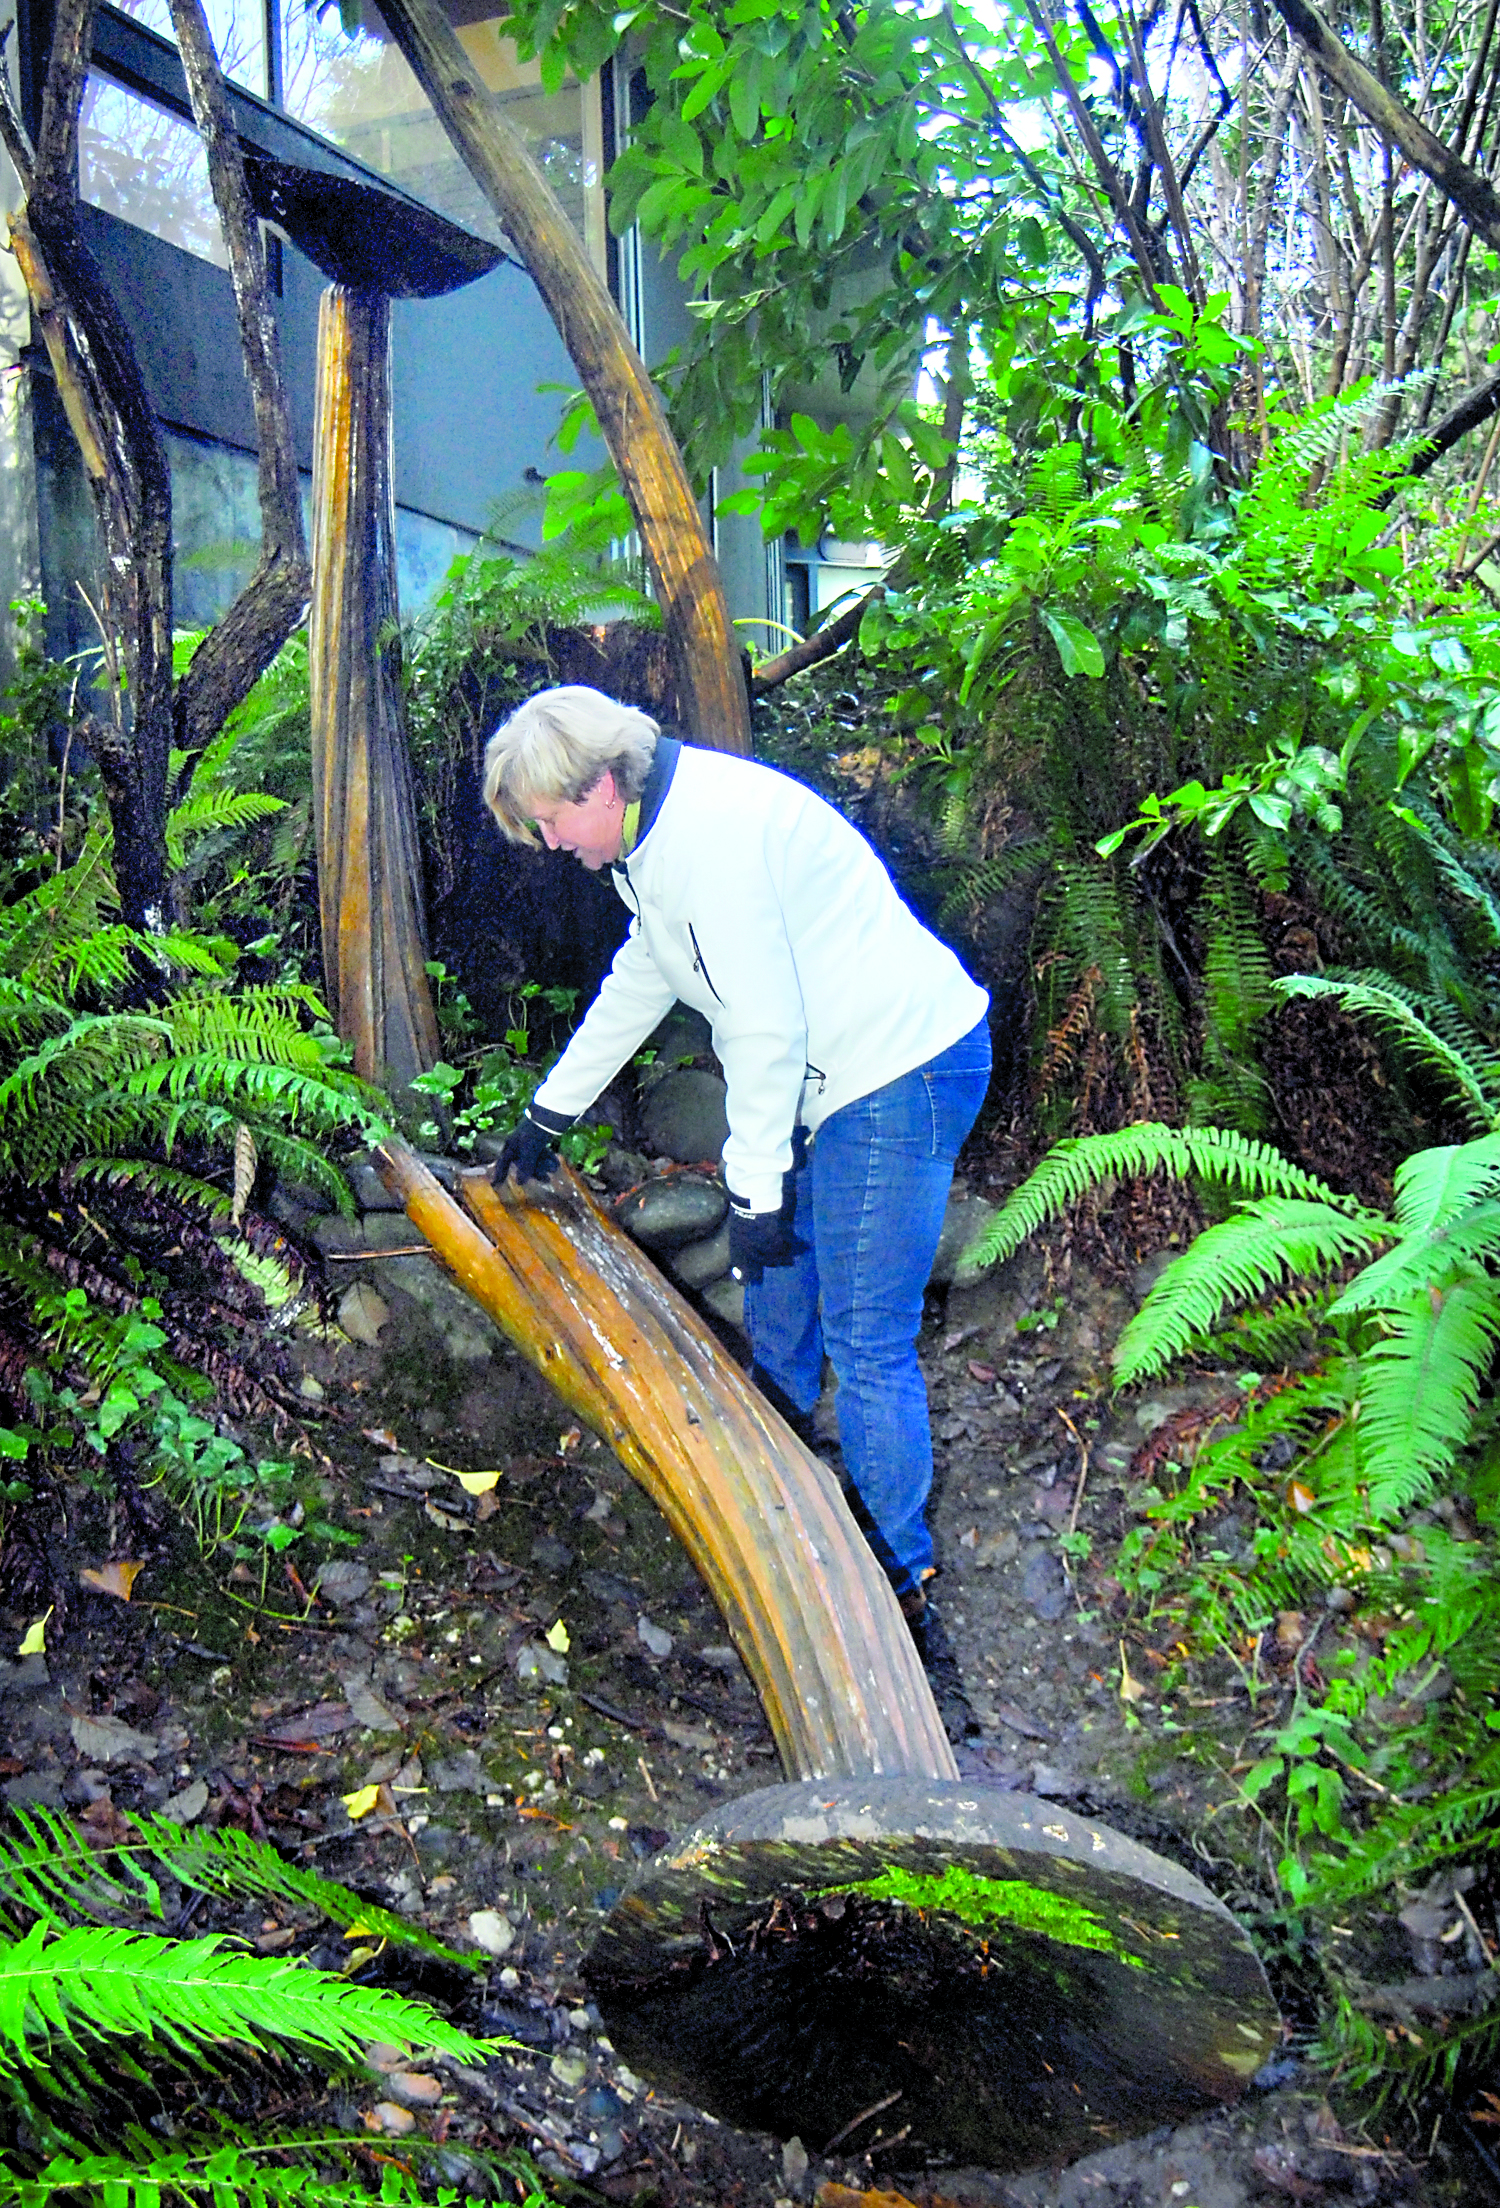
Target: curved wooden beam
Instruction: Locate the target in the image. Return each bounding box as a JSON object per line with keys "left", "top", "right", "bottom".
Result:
{"left": 372, "top": 1141, "right": 955, "bottom": 1783}
{"left": 373, "top": 0, "right": 752, "bottom": 755}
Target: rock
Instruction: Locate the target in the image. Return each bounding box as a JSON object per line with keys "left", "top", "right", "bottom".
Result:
{"left": 699, "top": 1275, "right": 745, "bottom": 1331}
{"left": 580, "top": 2084, "right": 624, "bottom": 2123}
{"left": 298, "top": 1373, "right": 326, "bottom": 1401}
{"left": 429, "top": 1751, "right": 486, "bottom": 1793}
{"left": 992, "top": 1387, "right": 1023, "bottom": 1420}
{"left": 339, "top": 1282, "right": 390, "bottom": 1345}
{"left": 310, "top": 1213, "right": 367, "bottom": 1257}
{"left": 3, "top": 1770, "right": 65, "bottom": 1809}
{"left": 637, "top": 1616, "right": 673, "bottom": 1659}
{"left": 565, "top": 2141, "right": 601, "bottom": 2176}
{"left": 1021, "top": 1546, "right": 1068, "bottom": 1622}
{"left": 1031, "top": 1764, "right": 1085, "bottom": 1798}
{"left": 970, "top": 1527, "right": 1019, "bottom": 1569}
{"left": 70, "top": 1714, "right": 163, "bottom": 1764}
{"left": 597, "top": 1144, "right": 652, "bottom": 1191}
{"left": 615, "top": 1173, "right": 727, "bottom": 1251}
{"left": 468, "top": 1908, "right": 516, "bottom": 1957}
{"left": 646, "top": 1003, "right": 714, "bottom": 1065}
{"left": 781, "top": 2136, "right": 809, "bottom": 2192}
{"left": 929, "top": 1193, "right": 998, "bottom": 1287}
{"left": 368, "top": 2101, "right": 416, "bottom": 2136}
{"left": 516, "top": 1642, "right": 569, "bottom": 1687}
{"left": 550, "top": 2049, "right": 589, "bottom": 2090}
{"left": 697, "top": 1645, "right": 740, "bottom": 1673}
{"left": 530, "top": 1534, "right": 575, "bottom": 1574}
{"left": 672, "top": 1222, "right": 732, "bottom": 1287}
{"left": 641, "top": 1070, "right": 729, "bottom": 1163}
{"left": 159, "top": 1777, "right": 209, "bottom": 1824}
{"left": 0, "top": 1655, "right": 50, "bottom": 1694}
{"left": 385, "top": 2071, "right": 443, "bottom": 2107}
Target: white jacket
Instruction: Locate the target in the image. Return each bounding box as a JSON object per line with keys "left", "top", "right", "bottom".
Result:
{"left": 533, "top": 745, "right": 989, "bottom": 1213}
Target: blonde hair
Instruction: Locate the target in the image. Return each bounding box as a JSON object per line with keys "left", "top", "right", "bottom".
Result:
{"left": 482, "top": 686, "right": 660, "bottom": 845}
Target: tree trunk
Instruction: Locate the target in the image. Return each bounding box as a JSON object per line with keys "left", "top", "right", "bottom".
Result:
{"left": 309, "top": 287, "right": 441, "bottom": 1091}
{"left": 374, "top": 0, "right": 752, "bottom": 756}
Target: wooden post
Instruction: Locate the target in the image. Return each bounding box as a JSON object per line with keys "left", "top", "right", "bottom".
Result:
{"left": 375, "top": 0, "right": 752, "bottom": 756}
{"left": 309, "top": 289, "right": 441, "bottom": 1091}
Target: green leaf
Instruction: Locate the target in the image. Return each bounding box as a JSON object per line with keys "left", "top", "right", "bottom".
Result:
{"left": 1039, "top": 608, "right": 1104, "bottom": 678}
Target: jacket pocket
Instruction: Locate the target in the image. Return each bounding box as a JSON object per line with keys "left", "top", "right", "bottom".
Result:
{"left": 688, "top": 923, "right": 724, "bottom": 1005}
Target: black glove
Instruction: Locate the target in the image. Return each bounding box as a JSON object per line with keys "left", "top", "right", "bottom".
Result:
{"left": 728, "top": 1198, "right": 806, "bottom": 1286}
{"left": 491, "top": 1102, "right": 571, "bottom": 1188}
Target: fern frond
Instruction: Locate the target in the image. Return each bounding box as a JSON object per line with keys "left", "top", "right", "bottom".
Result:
{"left": 0, "top": 1922, "right": 487, "bottom": 2074}
{"left": 0, "top": 1807, "right": 482, "bottom": 1972}
{"left": 1387, "top": 1130, "right": 1500, "bottom": 1232}
{"left": 961, "top": 1122, "right": 1368, "bottom": 1276}
{"left": 1113, "top": 1199, "right": 1387, "bottom": 1387}
{"left": 1276, "top": 972, "right": 1500, "bottom": 1131}
{"left": 1356, "top": 1276, "right": 1500, "bottom": 1518}
{"left": 166, "top": 793, "right": 287, "bottom": 873}
{"left": 938, "top": 836, "right": 1048, "bottom": 924}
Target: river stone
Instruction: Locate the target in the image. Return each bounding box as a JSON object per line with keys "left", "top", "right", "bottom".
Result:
{"left": 929, "top": 1193, "right": 998, "bottom": 1287}
{"left": 699, "top": 1275, "right": 745, "bottom": 1332}
{"left": 646, "top": 1003, "right": 714, "bottom": 1066}
{"left": 641, "top": 1070, "right": 729, "bottom": 1163}
{"left": 672, "top": 1222, "right": 731, "bottom": 1287}
{"left": 615, "top": 1173, "right": 727, "bottom": 1251}
{"left": 586, "top": 1776, "right": 1280, "bottom": 2173}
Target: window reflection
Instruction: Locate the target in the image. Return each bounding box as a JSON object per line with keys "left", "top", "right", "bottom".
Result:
{"left": 80, "top": 73, "right": 228, "bottom": 269}
{"left": 279, "top": 0, "right": 604, "bottom": 269}
{"left": 107, "top": 0, "right": 268, "bottom": 98}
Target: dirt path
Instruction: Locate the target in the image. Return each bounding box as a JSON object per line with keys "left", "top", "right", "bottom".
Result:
{"left": 0, "top": 1197, "right": 1465, "bottom": 2208}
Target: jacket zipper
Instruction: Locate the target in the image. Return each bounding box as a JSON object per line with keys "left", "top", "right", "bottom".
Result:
{"left": 688, "top": 923, "right": 724, "bottom": 1004}
{"left": 806, "top": 1060, "right": 827, "bottom": 1095}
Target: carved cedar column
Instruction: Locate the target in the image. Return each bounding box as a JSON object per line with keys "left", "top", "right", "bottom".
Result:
{"left": 308, "top": 285, "right": 440, "bottom": 1090}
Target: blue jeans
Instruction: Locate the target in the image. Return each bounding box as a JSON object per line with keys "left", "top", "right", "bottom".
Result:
{"left": 745, "top": 1018, "right": 992, "bottom": 1597}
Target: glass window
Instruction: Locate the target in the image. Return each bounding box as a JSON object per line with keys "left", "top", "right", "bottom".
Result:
{"left": 279, "top": 0, "right": 605, "bottom": 271}
{"left": 80, "top": 72, "right": 228, "bottom": 269}
{"left": 107, "top": 0, "right": 268, "bottom": 98}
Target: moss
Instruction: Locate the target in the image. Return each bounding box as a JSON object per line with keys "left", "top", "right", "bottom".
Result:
{"left": 817, "top": 1864, "right": 1148, "bottom": 1967}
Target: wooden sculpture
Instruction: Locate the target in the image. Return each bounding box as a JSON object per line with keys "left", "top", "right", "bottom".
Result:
{"left": 240, "top": 157, "right": 501, "bottom": 1090}
{"left": 375, "top": 1141, "right": 1281, "bottom": 2170}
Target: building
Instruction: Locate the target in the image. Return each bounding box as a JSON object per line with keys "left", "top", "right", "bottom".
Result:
{"left": 0, "top": 0, "right": 792, "bottom": 675}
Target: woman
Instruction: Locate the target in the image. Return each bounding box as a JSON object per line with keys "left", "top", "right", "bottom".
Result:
{"left": 484, "top": 686, "right": 991, "bottom": 1735}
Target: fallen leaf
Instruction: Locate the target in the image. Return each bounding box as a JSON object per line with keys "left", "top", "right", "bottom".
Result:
{"left": 16, "top": 1608, "right": 51, "bottom": 1656}
{"left": 557, "top": 1427, "right": 582, "bottom": 1455}
{"left": 453, "top": 1467, "right": 500, "bottom": 1495}
{"left": 958, "top": 1525, "right": 979, "bottom": 1549}
{"left": 544, "top": 1618, "right": 570, "bottom": 1653}
{"left": 424, "top": 1498, "right": 472, "bottom": 1534}
{"left": 255, "top": 1926, "right": 298, "bottom": 1953}
{"left": 966, "top": 1360, "right": 997, "bottom": 1383}
{"left": 343, "top": 1784, "right": 382, "bottom": 1820}
{"left": 1118, "top": 1641, "right": 1147, "bottom": 1705}
{"left": 361, "top": 1426, "right": 400, "bottom": 1450}
{"left": 1287, "top": 1479, "right": 1317, "bottom": 1515}
{"left": 1275, "top": 1609, "right": 1307, "bottom": 1650}
{"left": 258, "top": 1701, "right": 354, "bottom": 1748}
{"left": 79, "top": 1560, "right": 145, "bottom": 1602}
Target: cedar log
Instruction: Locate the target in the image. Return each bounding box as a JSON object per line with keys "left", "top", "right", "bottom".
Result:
{"left": 309, "top": 292, "right": 441, "bottom": 1090}
{"left": 372, "top": 1143, "right": 957, "bottom": 1783}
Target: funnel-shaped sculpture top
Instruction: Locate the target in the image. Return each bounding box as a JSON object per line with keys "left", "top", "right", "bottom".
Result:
{"left": 243, "top": 149, "right": 501, "bottom": 296}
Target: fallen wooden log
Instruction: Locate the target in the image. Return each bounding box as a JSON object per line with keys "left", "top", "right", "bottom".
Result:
{"left": 373, "top": 1141, "right": 1280, "bottom": 2169}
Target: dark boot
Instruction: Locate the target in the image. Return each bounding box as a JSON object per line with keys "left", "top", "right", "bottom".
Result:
{"left": 901, "top": 1590, "right": 980, "bottom": 1744}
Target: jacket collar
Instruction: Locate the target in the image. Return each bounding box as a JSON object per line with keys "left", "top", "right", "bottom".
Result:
{"left": 613, "top": 735, "right": 680, "bottom": 873}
